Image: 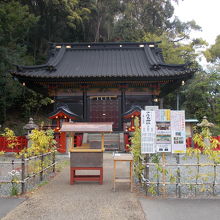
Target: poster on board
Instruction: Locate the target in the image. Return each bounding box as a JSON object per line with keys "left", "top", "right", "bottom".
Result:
{"left": 141, "top": 110, "right": 156, "bottom": 154}
{"left": 155, "top": 109, "right": 172, "bottom": 152}
{"left": 171, "top": 111, "right": 186, "bottom": 153}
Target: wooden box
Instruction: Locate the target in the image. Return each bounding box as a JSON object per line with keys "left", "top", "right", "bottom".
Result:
{"left": 70, "top": 152, "right": 103, "bottom": 167}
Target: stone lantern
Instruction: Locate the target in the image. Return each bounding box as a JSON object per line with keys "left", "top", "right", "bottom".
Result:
{"left": 197, "top": 116, "right": 214, "bottom": 133}
{"left": 197, "top": 116, "right": 214, "bottom": 147}
{"left": 23, "top": 118, "right": 38, "bottom": 147}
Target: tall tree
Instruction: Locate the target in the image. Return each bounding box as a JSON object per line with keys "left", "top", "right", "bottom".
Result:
{"left": 19, "top": 0, "right": 91, "bottom": 60}
{"left": 0, "top": 0, "right": 38, "bottom": 125}
{"left": 204, "top": 35, "right": 220, "bottom": 63}
{"left": 182, "top": 70, "right": 220, "bottom": 126}
{"left": 112, "top": 0, "right": 175, "bottom": 41}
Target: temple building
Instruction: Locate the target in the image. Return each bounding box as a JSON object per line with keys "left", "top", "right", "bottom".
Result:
{"left": 12, "top": 42, "right": 195, "bottom": 151}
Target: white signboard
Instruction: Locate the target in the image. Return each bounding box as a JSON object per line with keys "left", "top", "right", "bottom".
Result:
{"left": 171, "top": 111, "right": 186, "bottom": 153}
{"left": 141, "top": 110, "right": 156, "bottom": 153}
{"left": 141, "top": 108, "right": 186, "bottom": 154}
{"left": 145, "top": 106, "right": 159, "bottom": 111}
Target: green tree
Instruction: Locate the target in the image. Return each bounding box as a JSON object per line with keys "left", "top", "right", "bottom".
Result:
{"left": 112, "top": 0, "right": 185, "bottom": 41}
{"left": 19, "top": 0, "right": 91, "bottom": 60}
{"left": 204, "top": 35, "right": 220, "bottom": 63}
{"left": 182, "top": 70, "right": 220, "bottom": 126}
{"left": 0, "top": 1, "right": 38, "bottom": 125}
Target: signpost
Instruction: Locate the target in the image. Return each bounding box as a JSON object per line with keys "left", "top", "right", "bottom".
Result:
{"left": 141, "top": 108, "right": 186, "bottom": 197}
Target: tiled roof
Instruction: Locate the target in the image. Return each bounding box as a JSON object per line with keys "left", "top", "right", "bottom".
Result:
{"left": 123, "top": 105, "right": 143, "bottom": 118}
{"left": 48, "top": 106, "right": 81, "bottom": 119}
{"left": 14, "top": 42, "right": 192, "bottom": 80}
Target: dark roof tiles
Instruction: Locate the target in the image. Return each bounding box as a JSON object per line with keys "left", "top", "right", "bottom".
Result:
{"left": 14, "top": 42, "right": 191, "bottom": 79}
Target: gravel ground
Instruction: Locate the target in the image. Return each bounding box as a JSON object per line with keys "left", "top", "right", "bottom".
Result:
{"left": 2, "top": 153, "right": 145, "bottom": 220}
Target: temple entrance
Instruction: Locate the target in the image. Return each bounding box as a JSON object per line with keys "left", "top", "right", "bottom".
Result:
{"left": 89, "top": 96, "right": 120, "bottom": 129}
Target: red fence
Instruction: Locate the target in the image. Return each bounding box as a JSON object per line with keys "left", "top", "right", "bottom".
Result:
{"left": 186, "top": 136, "right": 220, "bottom": 150}
{"left": 0, "top": 136, "right": 28, "bottom": 153}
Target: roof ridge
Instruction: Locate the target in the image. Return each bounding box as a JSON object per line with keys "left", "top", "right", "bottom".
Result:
{"left": 16, "top": 46, "right": 66, "bottom": 72}
{"left": 47, "top": 46, "right": 66, "bottom": 67}
{"left": 143, "top": 45, "right": 158, "bottom": 66}
{"left": 48, "top": 41, "right": 162, "bottom": 47}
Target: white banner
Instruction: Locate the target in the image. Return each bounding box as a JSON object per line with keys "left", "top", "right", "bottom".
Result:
{"left": 171, "top": 111, "right": 186, "bottom": 153}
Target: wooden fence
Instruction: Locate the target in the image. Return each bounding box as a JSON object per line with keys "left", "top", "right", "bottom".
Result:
{"left": 0, "top": 151, "right": 56, "bottom": 195}
{"left": 137, "top": 153, "right": 220, "bottom": 198}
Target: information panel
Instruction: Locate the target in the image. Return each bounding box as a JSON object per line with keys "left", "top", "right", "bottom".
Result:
{"left": 171, "top": 111, "right": 186, "bottom": 153}
{"left": 141, "top": 111, "right": 156, "bottom": 153}
{"left": 141, "top": 109, "right": 186, "bottom": 154}
{"left": 155, "top": 110, "right": 172, "bottom": 152}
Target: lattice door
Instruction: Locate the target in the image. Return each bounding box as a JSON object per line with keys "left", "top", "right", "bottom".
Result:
{"left": 89, "top": 96, "right": 119, "bottom": 129}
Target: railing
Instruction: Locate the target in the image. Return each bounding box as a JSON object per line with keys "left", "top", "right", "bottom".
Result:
{"left": 135, "top": 153, "right": 220, "bottom": 198}
{"left": 0, "top": 151, "right": 56, "bottom": 195}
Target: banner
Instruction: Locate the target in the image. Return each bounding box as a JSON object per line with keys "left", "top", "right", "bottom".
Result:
{"left": 171, "top": 111, "right": 186, "bottom": 153}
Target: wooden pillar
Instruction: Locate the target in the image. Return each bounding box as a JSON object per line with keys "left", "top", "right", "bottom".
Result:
{"left": 59, "top": 132, "right": 66, "bottom": 153}
{"left": 82, "top": 85, "right": 88, "bottom": 121}
{"left": 120, "top": 86, "right": 127, "bottom": 131}
{"left": 160, "top": 97, "right": 164, "bottom": 109}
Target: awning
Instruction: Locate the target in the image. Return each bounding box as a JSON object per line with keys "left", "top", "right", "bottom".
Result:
{"left": 60, "top": 122, "right": 113, "bottom": 133}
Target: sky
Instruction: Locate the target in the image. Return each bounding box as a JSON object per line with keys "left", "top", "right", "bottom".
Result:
{"left": 174, "top": 0, "right": 220, "bottom": 46}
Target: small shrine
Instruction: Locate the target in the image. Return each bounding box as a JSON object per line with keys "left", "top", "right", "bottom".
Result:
{"left": 48, "top": 105, "right": 81, "bottom": 153}
{"left": 123, "top": 106, "right": 143, "bottom": 151}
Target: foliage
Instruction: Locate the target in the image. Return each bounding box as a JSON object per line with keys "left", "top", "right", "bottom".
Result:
{"left": 18, "top": 0, "right": 91, "bottom": 56}
{"left": 143, "top": 32, "right": 206, "bottom": 65}
{"left": 0, "top": 1, "right": 38, "bottom": 124}
{"left": 8, "top": 170, "right": 20, "bottom": 196}
{"left": 21, "top": 88, "right": 52, "bottom": 119}
{"left": 1, "top": 127, "right": 18, "bottom": 150}
{"left": 191, "top": 126, "right": 220, "bottom": 163}
{"left": 114, "top": 0, "right": 174, "bottom": 37}
{"left": 0, "top": 151, "right": 5, "bottom": 156}
{"left": 20, "top": 129, "right": 56, "bottom": 157}
{"left": 204, "top": 35, "right": 220, "bottom": 63}
{"left": 181, "top": 71, "right": 220, "bottom": 128}
{"left": 130, "top": 117, "right": 145, "bottom": 181}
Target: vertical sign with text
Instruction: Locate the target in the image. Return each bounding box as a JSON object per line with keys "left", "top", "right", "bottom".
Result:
{"left": 141, "top": 110, "right": 156, "bottom": 154}
{"left": 171, "top": 110, "right": 186, "bottom": 153}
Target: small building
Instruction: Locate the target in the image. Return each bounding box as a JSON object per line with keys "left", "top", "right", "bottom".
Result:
{"left": 12, "top": 42, "right": 195, "bottom": 151}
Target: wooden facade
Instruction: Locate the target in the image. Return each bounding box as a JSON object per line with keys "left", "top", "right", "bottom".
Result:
{"left": 52, "top": 86, "right": 154, "bottom": 130}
